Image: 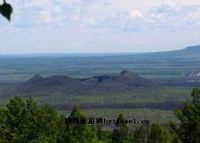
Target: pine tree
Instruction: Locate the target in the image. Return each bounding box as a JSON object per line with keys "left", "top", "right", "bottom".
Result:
{"left": 112, "top": 114, "right": 129, "bottom": 143}
{"left": 0, "top": 97, "right": 58, "bottom": 143}
{"left": 175, "top": 88, "right": 200, "bottom": 143}
{"left": 133, "top": 124, "right": 150, "bottom": 143}
{"left": 148, "top": 123, "right": 172, "bottom": 143}
{"left": 60, "top": 105, "right": 102, "bottom": 143}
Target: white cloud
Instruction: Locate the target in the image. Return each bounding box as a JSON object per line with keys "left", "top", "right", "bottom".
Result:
{"left": 37, "top": 11, "right": 53, "bottom": 24}
{"left": 3, "top": 0, "right": 199, "bottom": 32}
{"left": 129, "top": 10, "right": 143, "bottom": 19}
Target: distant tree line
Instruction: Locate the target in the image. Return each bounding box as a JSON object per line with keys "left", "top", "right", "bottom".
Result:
{"left": 0, "top": 88, "right": 200, "bottom": 143}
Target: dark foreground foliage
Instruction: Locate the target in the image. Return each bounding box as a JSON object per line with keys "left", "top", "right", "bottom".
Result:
{"left": 0, "top": 0, "right": 13, "bottom": 21}
{"left": 0, "top": 88, "right": 200, "bottom": 143}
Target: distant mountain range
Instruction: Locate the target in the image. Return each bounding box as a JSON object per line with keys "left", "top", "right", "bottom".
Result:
{"left": 181, "top": 45, "right": 200, "bottom": 53}
{"left": 14, "top": 69, "right": 157, "bottom": 96}
{"left": 132, "top": 45, "right": 200, "bottom": 61}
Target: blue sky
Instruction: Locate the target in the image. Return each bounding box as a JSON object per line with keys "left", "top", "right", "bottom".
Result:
{"left": 0, "top": 0, "right": 200, "bottom": 54}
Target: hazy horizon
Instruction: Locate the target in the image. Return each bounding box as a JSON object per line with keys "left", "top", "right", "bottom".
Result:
{"left": 0, "top": 45, "right": 188, "bottom": 56}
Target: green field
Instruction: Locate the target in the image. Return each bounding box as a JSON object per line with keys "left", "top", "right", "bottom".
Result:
{"left": 33, "top": 87, "right": 190, "bottom": 105}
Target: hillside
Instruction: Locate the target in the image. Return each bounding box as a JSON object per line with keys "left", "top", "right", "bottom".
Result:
{"left": 132, "top": 45, "right": 200, "bottom": 61}
{"left": 182, "top": 45, "right": 200, "bottom": 53}
{"left": 14, "top": 70, "right": 157, "bottom": 96}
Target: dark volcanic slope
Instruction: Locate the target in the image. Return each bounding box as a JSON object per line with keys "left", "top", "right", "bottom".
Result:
{"left": 15, "top": 70, "right": 156, "bottom": 96}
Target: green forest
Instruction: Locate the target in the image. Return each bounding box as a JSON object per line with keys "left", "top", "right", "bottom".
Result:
{"left": 0, "top": 88, "right": 200, "bottom": 143}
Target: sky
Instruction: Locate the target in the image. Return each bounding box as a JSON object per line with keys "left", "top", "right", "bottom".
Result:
{"left": 0, "top": 0, "right": 200, "bottom": 54}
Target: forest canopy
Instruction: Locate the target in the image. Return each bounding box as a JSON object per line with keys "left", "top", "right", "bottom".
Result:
{"left": 0, "top": 88, "right": 200, "bottom": 143}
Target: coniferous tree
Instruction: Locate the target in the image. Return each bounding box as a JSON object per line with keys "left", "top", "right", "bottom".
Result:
{"left": 112, "top": 114, "right": 129, "bottom": 143}
{"left": 60, "top": 105, "right": 103, "bottom": 143}
{"left": 175, "top": 88, "right": 200, "bottom": 143}
{"left": 0, "top": 97, "right": 58, "bottom": 143}
{"left": 133, "top": 124, "right": 150, "bottom": 143}
{"left": 166, "top": 121, "right": 182, "bottom": 143}
{"left": 148, "top": 123, "right": 172, "bottom": 143}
